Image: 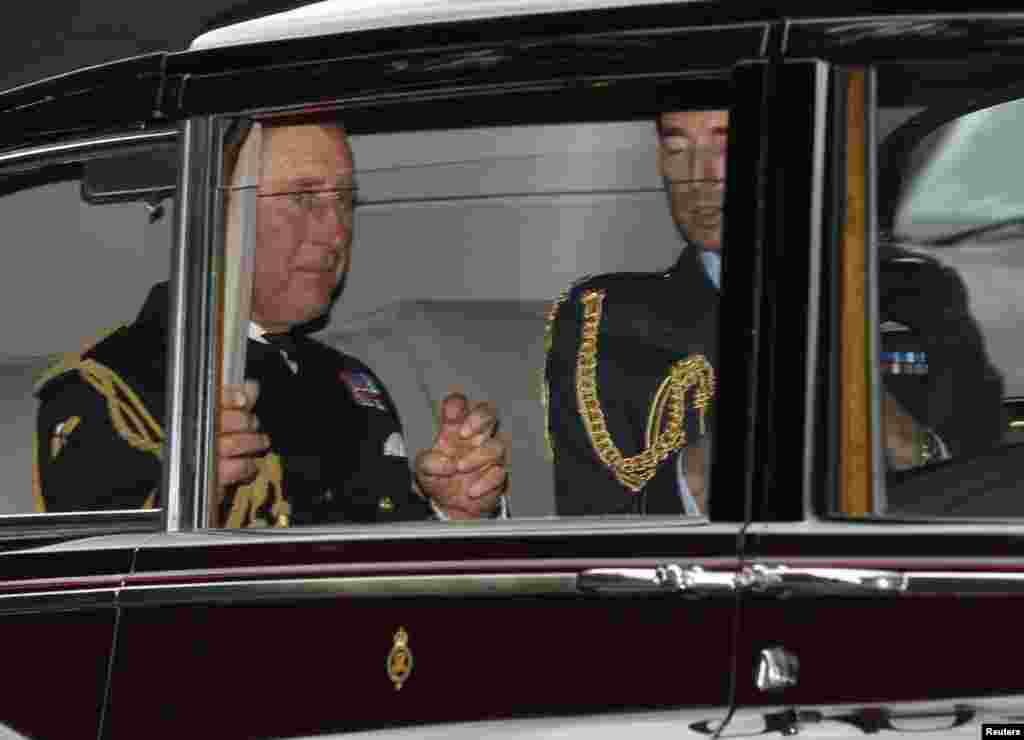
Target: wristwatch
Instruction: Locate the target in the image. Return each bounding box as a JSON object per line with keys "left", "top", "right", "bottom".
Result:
{"left": 915, "top": 426, "right": 951, "bottom": 467}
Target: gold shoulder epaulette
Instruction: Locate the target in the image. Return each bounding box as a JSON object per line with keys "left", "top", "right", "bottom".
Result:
{"left": 33, "top": 325, "right": 164, "bottom": 513}
{"left": 34, "top": 325, "right": 124, "bottom": 396}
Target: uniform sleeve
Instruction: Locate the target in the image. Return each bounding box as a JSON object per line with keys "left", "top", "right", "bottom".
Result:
{"left": 879, "top": 255, "right": 1004, "bottom": 458}
{"left": 36, "top": 376, "right": 161, "bottom": 512}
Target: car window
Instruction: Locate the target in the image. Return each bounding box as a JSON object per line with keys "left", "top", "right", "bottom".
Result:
{"left": 209, "top": 98, "right": 731, "bottom": 527}
{"left": 0, "top": 141, "right": 176, "bottom": 516}
{"left": 835, "top": 66, "right": 1024, "bottom": 518}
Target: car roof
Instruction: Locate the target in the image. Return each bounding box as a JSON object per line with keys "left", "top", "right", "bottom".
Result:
{"left": 189, "top": 0, "right": 701, "bottom": 50}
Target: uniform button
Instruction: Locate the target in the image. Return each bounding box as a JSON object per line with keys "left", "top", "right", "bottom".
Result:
{"left": 276, "top": 513, "right": 290, "bottom": 527}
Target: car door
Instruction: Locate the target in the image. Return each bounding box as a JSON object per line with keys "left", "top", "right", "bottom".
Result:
{"left": 0, "top": 542, "right": 132, "bottom": 740}
{"left": 0, "top": 72, "right": 178, "bottom": 737}
{"left": 98, "top": 13, "right": 777, "bottom": 739}
{"left": 726, "top": 17, "right": 1024, "bottom": 735}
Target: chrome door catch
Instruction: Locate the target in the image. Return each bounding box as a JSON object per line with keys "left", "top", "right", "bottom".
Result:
{"left": 756, "top": 647, "right": 799, "bottom": 691}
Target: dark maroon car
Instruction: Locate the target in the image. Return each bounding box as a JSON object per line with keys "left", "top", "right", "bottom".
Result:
{"left": 2, "top": 1, "right": 1024, "bottom": 738}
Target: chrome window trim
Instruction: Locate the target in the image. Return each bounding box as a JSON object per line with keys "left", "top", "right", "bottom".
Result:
{"left": 865, "top": 65, "right": 886, "bottom": 516}
{"left": 0, "top": 510, "right": 162, "bottom": 542}
{"left": 747, "top": 520, "right": 1024, "bottom": 534}
{"left": 802, "top": 59, "right": 829, "bottom": 521}
{"left": 0, "top": 128, "right": 177, "bottom": 178}
{"left": 0, "top": 128, "right": 178, "bottom": 537}
{"left": 787, "top": 12, "right": 1024, "bottom": 30}
{"left": 162, "top": 517, "right": 738, "bottom": 545}
{"left": 163, "top": 116, "right": 220, "bottom": 533}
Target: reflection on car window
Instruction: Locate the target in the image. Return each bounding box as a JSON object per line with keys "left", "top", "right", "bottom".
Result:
{"left": 871, "top": 76, "right": 1022, "bottom": 518}
{"left": 897, "top": 98, "right": 1024, "bottom": 237}
{"left": 8, "top": 152, "right": 174, "bottom": 515}
{"left": 210, "top": 108, "right": 728, "bottom": 527}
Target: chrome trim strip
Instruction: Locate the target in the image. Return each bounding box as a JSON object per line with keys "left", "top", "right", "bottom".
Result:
{"left": 22, "top": 519, "right": 736, "bottom": 554}
{"left": 802, "top": 60, "right": 828, "bottom": 521}
{"left": 747, "top": 565, "right": 1024, "bottom": 597}
{"left": 0, "top": 588, "right": 117, "bottom": 616}
{"left": 0, "top": 508, "right": 160, "bottom": 529}
{"left": 0, "top": 568, "right": 1018, "bottom": 613}
{"left": 119, "top": 572, "right": 579, "bottom": 607}
{"left": 0, "top": 128, "right": 176, "bottom": 176}
{"left": 112, "top": 566, "right": 1024, "bottom": 608}
{"left": 743, "top": 564, "right": 907, "bottom": 595}
{"left": 789, "top": 13, "right": 1024, "bottom": 28}
{"left": 0, "top": 577, "right": 122, "bottom": 596}
{"left": 758, "top": 21, "right": 772, "bottom": 58}
{"left": 751, "top": 555, "right": 1024, "bottom": 569}
{"left": 905, "top": 571, "right": 1024, "bottom": 594}
{"left": 746, "top": 520, "right": 1024, "bottom": 534}
{"left": 151, "top": 516, "right": 727, "bottom": 546}
{"left": 163, "top": 117, "right": 218, "bottom": 532}
{"left": 123, "top": 557, "right": 741, "bottom": 585}
{"left": 865, "top": 66, "right": 886, "bottom": 516}
{"left": 27, "top": 517, "right": 1024, "bottom": 556}
{"left": 162, "top": 119, "right": 194, "bottom": 533}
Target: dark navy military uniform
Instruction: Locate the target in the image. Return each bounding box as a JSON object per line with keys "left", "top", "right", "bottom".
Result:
{"left": 545, "top": 243, "right": 1003, "bottom": 516}
{"left": 35, "top": 282, "right": 433, "bottom": 524}
{"left": 876, "top": 244, "right": 1003, "bottom": 461}
{"left": 545, "top": 246, "right": 717, "bottom": 516}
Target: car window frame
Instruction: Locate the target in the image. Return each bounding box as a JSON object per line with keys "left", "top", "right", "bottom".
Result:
{"left": 169, "top": 58, "right": 772, "bottom": 535}
{"left": 0, "top": 126, "right": 178, "bottom": 545}
{"left": 785, "top": 28, "right": 1024, "bottom": 528}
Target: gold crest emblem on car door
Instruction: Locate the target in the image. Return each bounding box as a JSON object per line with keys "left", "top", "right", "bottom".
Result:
{"left": 387, "top": 627, "right": 413, "bottom": 690}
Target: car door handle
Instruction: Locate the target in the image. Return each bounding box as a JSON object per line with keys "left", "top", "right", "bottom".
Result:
{"left": 577, "top": 564, "right": 907, "bottom": 597}
{"left": 580, "top": 564, "right": 1024, "bottom": 598}
{"left": 577, "top": 565, "right": 738, "bottom": 596}
{"left": 740, "top": 565, "right": 908, "bottom": 596}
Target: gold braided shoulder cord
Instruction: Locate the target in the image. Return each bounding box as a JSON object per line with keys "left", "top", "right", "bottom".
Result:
{"left": 224, "top": 451, "right": 290, "bottom": 528}
{"left": 33, "top": 356, "right": 161, "bottom": 512}
{"left": 78, "top": 359, "right": 163, "bottom": 510}
{"left": 33, "top": 344, "right": 286, "bottom": 521}
{"left": 79, "top": 359, "right": 288, "bottom": 526}
{"left": 77, "top": 359, "right": 164, "bottom": 458}
{"left": 33, "top": 326, "right": 125, "bottom": 396}
{"left": 575, "top": 289, "right": 715, "bottom": 493}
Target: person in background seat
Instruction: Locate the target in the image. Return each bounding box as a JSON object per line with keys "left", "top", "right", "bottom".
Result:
{"left": 543, "top": 109, "right": 1003, "bottom": 516}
